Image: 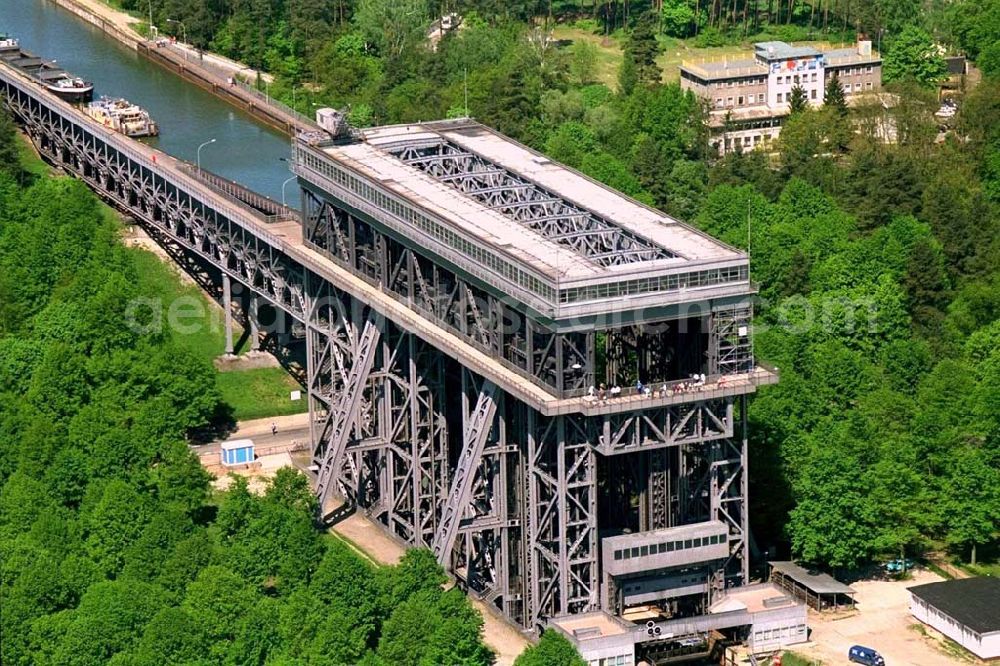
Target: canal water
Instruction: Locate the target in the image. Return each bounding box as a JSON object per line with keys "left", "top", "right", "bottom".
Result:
{"left": 1, "top": 0, "right": 297, "bottom": 205}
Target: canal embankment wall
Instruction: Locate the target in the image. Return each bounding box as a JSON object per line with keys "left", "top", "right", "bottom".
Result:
{"left": 45, "top": 0, "right": 141, "bottom": 49}
{"left": 43, "top": 0, "right": 312, "bottom": 136}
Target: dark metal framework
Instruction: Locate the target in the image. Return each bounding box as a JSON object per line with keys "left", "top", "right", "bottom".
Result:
{"left": 1, "top": 66, "right": 764, "bottom": 637}
{"left": 386, "top": 140, "right": 674, "bottom": 267}
{"left": 301, "top": 186, "right": 594, "bottom": 396}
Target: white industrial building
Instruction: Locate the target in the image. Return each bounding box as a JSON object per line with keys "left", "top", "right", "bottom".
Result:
{"left": 909, "top": 576, "right": 1000, "bottom": 660}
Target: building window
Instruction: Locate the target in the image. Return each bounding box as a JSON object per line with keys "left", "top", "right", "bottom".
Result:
{"left": 693, "top": 538, "right": 702, "bottom": 548}
{"left": 811, "top": 72, "right": 817, "bottom": 82}
{"left": 640, "top": 545, "right": 648, "bottom": 556}
{"left": 727, "top": 80, "right": 734, "bottom": 87}
{"left": 866, "top": 81, "right": 873, "bottom": 89}
{"left": 811, "top": 89, "right": 817, "bottom": 99}
{"left": 614, "top": 550, "right": 623, "bottom": 560}
{"left": 867, "top": 65, "right": 873, "bottom": 73}
{"left": 738, "top": 96, "right": 744, "bottom": 105}
{"left": 727, "top": 96, "right": 733, "bottom": 105}
{"left": 716, "top": 98, "right": 723, "bottom": 108}
{"left": 855, "top": 82, "right": 862, "bottom": 91}
{"left": 776, "top": 92, "right": 783, "bottom": 103}
{"left": 631, "top": 547, "right": 639, "bottom": 558}
{"left": 684, "top": 539, "right": 693, "bottom": 549}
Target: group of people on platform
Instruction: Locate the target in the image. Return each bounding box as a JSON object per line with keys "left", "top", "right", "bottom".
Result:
{"left": 586, "top": 372, "right": 731, "bottom": 402}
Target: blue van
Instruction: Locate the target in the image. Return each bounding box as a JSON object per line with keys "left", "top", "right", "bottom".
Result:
{"left": 848, "top": 645, "right": 885, "bottom": 666}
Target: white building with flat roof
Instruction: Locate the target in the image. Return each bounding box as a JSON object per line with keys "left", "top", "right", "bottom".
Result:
{"left": 680, "top": 40, "right": 882, "bottom": 154}
{"left": 909, "top": 577, "right": 1000, "bottom": 659}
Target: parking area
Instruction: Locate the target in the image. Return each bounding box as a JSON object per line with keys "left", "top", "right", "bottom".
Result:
{"left": 795, "top": 569, "right": 972, "bottom": 665}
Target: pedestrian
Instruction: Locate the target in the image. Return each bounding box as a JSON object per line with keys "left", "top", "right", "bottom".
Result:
{"left": 271, "top": 422, "right": 277, "bottom": 436}
{"left": 598, "top": 384, "right": 606, "bottom": 401}
{"left": 587, "top": 385, "right": 596, "bottom": 400}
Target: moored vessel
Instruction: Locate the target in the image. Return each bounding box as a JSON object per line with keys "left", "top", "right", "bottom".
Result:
{"left": 0, "top": 36, "right": 94, "bottom": 103}
{"left": 85, "top": 96, "right": 159, "bottom": 137}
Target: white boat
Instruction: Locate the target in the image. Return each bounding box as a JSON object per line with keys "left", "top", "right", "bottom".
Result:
{"left": 86, "top": 96, "right": 159, "bottom": 137}
{"left": 44, "top": 75, "right": 95, "bottom": 103}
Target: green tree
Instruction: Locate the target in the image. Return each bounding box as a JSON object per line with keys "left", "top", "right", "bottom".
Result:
{"left": 47, "top": 580, "right": 167, "bottom": 665}
{"left": 514, "top": 629, "right": 586, "bottom": 666}
{"left": 883, "top": 25, "right": 948, "bottom": 86}
{"left": 121, "top": 606, "right": 209, "bottom": 666}
{"left": 788, "top": 84, "right": 808, "bottom": 114}
{"left": 0, "top": 107, "right": 20, "bottom": 180}
{"left": 85, "top": 479, "right": 150, "bottom": 578}
{"left": 788, "top": 432, "right": 877, "bottom": 569}
{"left": 182, "top": 565, "right": 259, "bottom": 649}
{"left": 377, "top": 588, "right": 493, "bottom": 666}
{"left": 353, "top": 0, "right": 429, "bottom": 59}
{"left": 942, "top": 446, "right": 1000, "bottom": 564}
{"left": 824, "top": 73, "right": 848, "bottom": 116}
{"left": 661, "top": 0, "right": 696, "bottom": 37}
{"left": 621, "top": 11, "right": 663, "bottom": 92}
{"left": 569, "top": 40, "right": 599, "bottom": 84}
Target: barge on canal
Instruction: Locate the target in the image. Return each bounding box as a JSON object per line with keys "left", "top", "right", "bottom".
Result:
{"left": 0, "top": 35, "right": 94, "bottom": 103}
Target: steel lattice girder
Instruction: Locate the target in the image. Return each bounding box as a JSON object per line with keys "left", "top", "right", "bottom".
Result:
{"left": 386, "top": 141, "right": 674, "bottom": 267}
{"left": 300, "top": 188, "right": 594, "bottom": 396}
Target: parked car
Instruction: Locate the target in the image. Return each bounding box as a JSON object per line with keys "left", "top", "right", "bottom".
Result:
{"left": 849, "top": 644, "right": 886, "bottom": 665}
{"left": 883, "top": 558, "right": 916, "bottom": 573}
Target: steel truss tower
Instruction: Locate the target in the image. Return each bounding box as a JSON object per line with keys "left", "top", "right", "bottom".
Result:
{"left": 0, "top": 64, "right": 776, "bottom": 635}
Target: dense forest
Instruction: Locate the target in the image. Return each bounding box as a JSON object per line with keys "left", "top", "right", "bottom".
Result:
{"left": 121, "top": 0, "right": 1000, "bottom": 570}
{"left": 0, "top": 114, "right": 541, "bottom": 664}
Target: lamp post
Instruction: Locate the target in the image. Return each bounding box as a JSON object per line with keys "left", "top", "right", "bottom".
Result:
{"left": 165, "top": 19, "right": 187, "bottom": 45}
{"left": 281, "top": 176, "right": 296, "bottom": 207}
{"left": 197, "top": 138, "right": 216, "bottom": 172}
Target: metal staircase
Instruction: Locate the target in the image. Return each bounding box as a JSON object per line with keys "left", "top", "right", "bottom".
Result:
{"left": 431, "top": 380, "right": 498, "bottom": 564}
{"left": 316, "top": 314, "right": 384, "bottom": 508}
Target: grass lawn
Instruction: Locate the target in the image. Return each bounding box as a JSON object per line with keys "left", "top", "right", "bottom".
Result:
{"left": 127, "top": 243, "right": 308, "bottom": 422}
{"left": 128, "top": 248, "right": 239, "bottom": 363}
{"left": 550, "top": 24, "right": 851, "bottom": 87}
{"left": 215, "top": 367, "right": 308, "bottom": 422}
{"left": 782, "top": 652, "right": 823, "bottom": 666}
{"left": 16, "top": 134, "right": 49, "bottom": 179}
{"left": 961, "top": 560, "right": 1000, "bottom": 577}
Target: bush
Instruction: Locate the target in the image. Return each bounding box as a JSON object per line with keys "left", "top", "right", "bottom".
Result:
{"left": 693, "top": 26, "right": 726, "bottom": 47}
